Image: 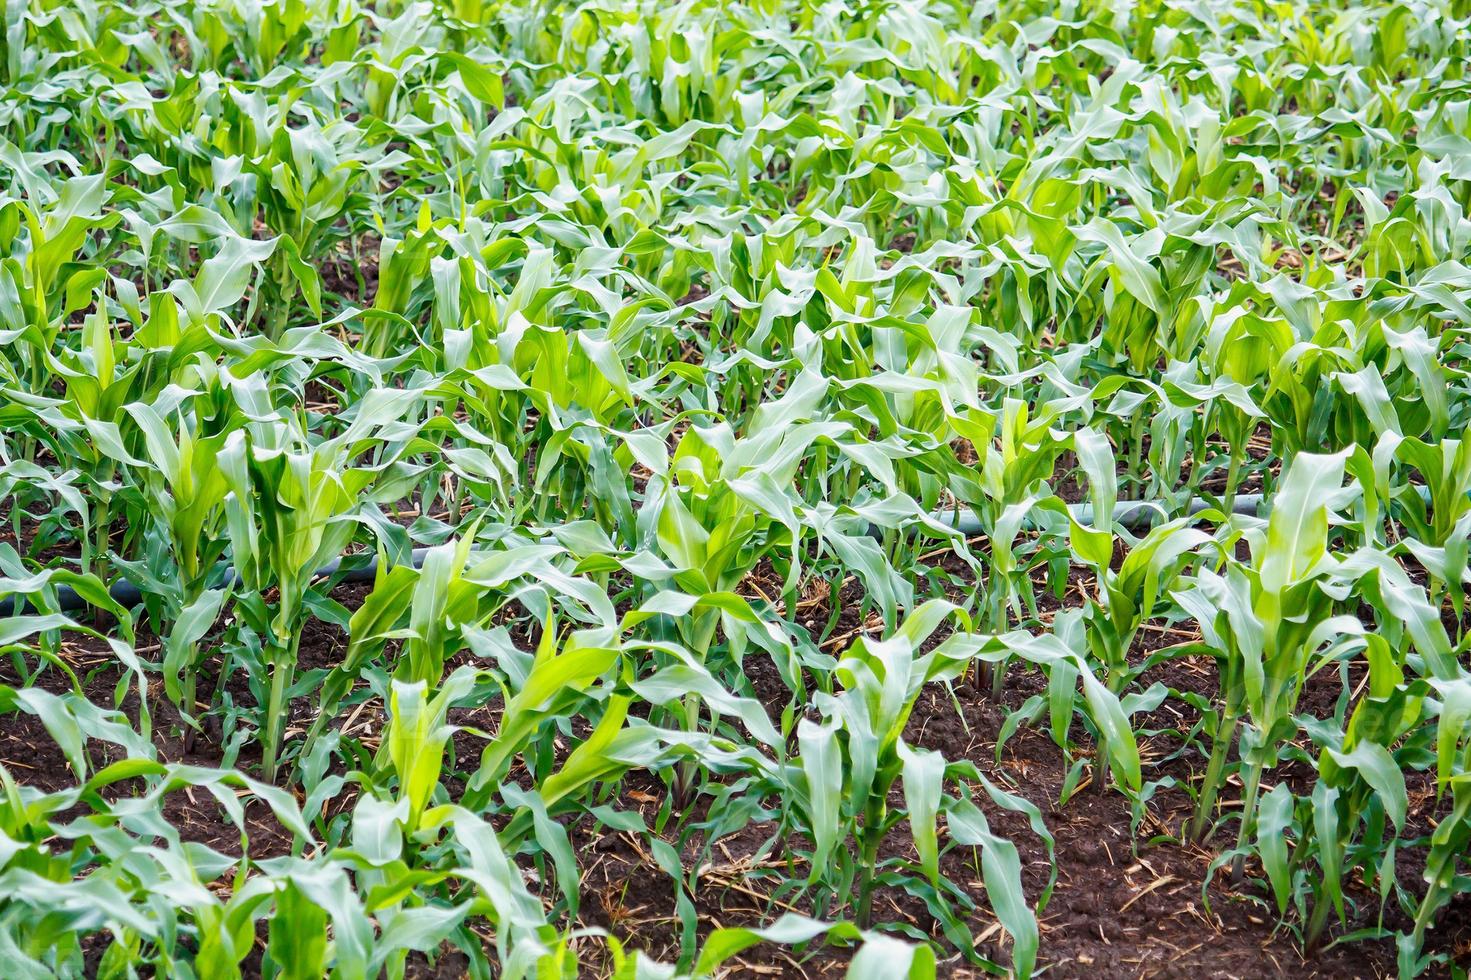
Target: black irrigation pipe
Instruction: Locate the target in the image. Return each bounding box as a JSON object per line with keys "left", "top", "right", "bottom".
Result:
{"left": 6, "top": 494, "right": 1269, "bottom": 616}
{"left": 0, "top": 547, "right": 434, "bottom": 617}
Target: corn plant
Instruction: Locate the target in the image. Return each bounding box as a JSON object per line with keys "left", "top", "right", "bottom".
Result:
{"left": 218, "top": 391, "right": 422, "bottom": 781}
{"left": 1174, "top": 453, "right": 1362, "bottom": 860}
{"left": 118, "top": 393, "right": 240, "bottom": 740}
{"left": 787, "top": 603, "right": 1040, "bottom": 956}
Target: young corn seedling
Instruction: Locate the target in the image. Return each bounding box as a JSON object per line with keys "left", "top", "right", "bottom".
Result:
{"left": 1068, "top": 430, "right": 1215, "bottom": 649}
{"left": 785, "top": 603, "right": 1042, "bottom": 963}
{"left": 970, "top": 600, "right": 1149, "bottom": 805}
{"left": 47, "top": 301, "right": 151, "bottom": 574}
{"left": 1403, "top": 676, "right": 1471, "bottom": 976}
{"left": 1174, "top": 452, "right": 1359, "bottom": 868}
{"left": 649, "top": 421, "right": 777, "bottom": 800}
{"left": 462, "top": 618, "right": 624, "bottom": 811}
{"left": 219, "top": 392, "right": 419, "bottom": 781}
{"left": 1291, "top": 641, "right": 1419, "bottom": 954}
{"left": 1057, "top": 429, "right": 1213, "bottom": 787}
{"left": 382, "top": 669, "right": 480, "bottom": 836}
{"left": 791, "top": 602, "right": 972, "bottom": 927}
{"left": 121, "top": 395, "right": 239, "bottom": 742}
{"left": 964, "top": 397, "right": 1072, "bottom": 693}
{"left": 0, "top": 177, "right": 118, "bottom": 422}
{"left": 1391, "top": 436, "right": 1471, "bottom": 625}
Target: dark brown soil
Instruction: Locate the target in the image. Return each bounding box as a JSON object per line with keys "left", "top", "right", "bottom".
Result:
{"left": 566, "top": 650, "right": 1471, "bottom": 978}
{"left": 318, "top": 233, "right": 382, "bottom": 308}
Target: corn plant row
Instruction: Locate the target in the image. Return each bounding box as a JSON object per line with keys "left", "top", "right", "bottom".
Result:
{"left": 2, "top": 0, "right": 1471, "bottom": 977}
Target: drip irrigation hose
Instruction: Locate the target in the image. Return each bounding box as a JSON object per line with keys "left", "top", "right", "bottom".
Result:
{"left": 6, "top": 492, "right": 1270, "bottom": 616}
{"left": 1, "top": 548, "right": 435, "bottom": 617}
